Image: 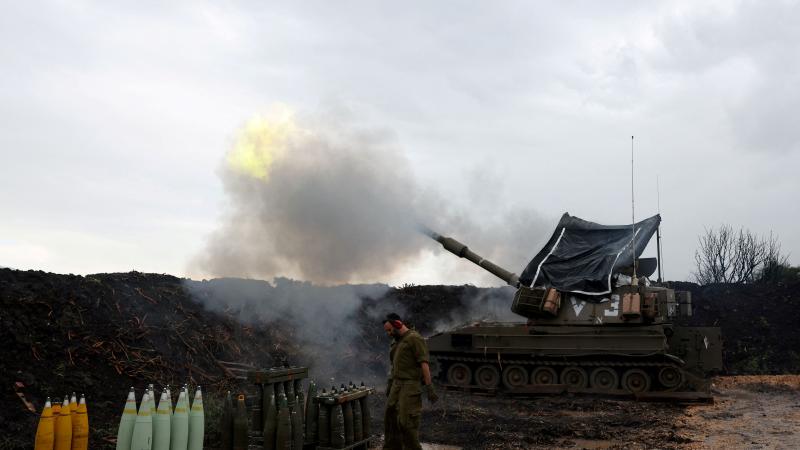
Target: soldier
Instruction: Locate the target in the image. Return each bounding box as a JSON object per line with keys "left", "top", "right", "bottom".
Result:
{"left": 382, "top": 313, "right": 438, "bottom": 450}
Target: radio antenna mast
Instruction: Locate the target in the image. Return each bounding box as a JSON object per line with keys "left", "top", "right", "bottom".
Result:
{"left": 631, "top": 136, "right": 637, "bottom": 286}
{"left": 656, "top": 176, "right": 664, "bottom": 283}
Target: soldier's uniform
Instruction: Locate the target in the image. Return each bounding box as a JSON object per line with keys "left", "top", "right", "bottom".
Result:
{"left": 384, "top": 329, "right": 428, "bottom": 450}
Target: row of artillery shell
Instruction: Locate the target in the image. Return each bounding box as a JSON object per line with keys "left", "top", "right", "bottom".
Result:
{"left": 34, "top": 394, "right": 89, "bottom": 450}
{"left": 316, "top": 383, "right": 372, "bottom": 449}
{"left": 116, "top": 385, "right": 204, "bottom": 450}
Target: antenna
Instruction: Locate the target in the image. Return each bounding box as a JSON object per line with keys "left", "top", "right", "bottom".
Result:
{"left": 656, "top": 176, "right": 663, "bottom": 283}
{"left": 631, "top": 136, "right": 637, "bottom": 286}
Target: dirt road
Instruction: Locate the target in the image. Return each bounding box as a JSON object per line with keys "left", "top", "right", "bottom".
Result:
{"left": 370, "top": 376, "right": 800, "bottom": 449}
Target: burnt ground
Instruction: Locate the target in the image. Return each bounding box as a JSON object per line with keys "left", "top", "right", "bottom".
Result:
{"left": 366, "top": 375, "right": 800, "bottom": 449}
{"left": 1, "top": 268, "right": 799, "bottom": 449}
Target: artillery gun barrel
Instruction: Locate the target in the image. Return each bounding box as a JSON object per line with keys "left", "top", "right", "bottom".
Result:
{"left": 421, "top": 226, "right": 520, "bottom": 287}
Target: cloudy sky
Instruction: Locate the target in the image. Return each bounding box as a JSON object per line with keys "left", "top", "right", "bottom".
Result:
{"left": 2, "top": 0, "right": 798, "bottom": 286}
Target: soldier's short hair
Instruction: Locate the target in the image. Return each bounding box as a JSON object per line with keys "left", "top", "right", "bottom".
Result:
{"left": 383, "top": 312, "right": 403, "bottom": 325}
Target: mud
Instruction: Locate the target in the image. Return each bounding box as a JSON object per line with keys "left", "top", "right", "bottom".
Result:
{"left": 369, "top": 376, "right": 800, "bottom": 449}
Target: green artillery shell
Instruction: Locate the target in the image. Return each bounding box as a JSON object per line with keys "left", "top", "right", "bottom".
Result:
{"left": 220, "top": 392, "right": 233, "bottom": 450}
{"left": 303, "top": 381, "right": 317, "bottom": 444}
{"left": 330, "top": 404, "right": 345, "bottom": 449}
{"left": 116, "top": 388, "right": 137, "bottom": 450}
{"left": 170, "top": 389, "right": 189, "bottom": 450}
{"left": 275, "top": 382, "right": 285, "bottom": 405}
{"left": 359, "top": 395, "right": 370, "bottom": 439}
{"left": 187, "top": 387, "right": 204, "bottom": 450}
{"left": 290, "top": 396, "right": 303, "bottom": 450}
{"left": 352, "top": 398, "right": 362, "bottom": 442}
{"left": 130, "top": 393, "right": 152, "bottom": 450}
{"left": 275, "top": 393, "right": 291, "bottom": 450}
{"left": 343, "top": 401, "right": 353, "bottom": 445}
{"left": 233, "top": 395, "right": 248, "bottom": 450}
{"left": 317, "top": 403, "right": 329, "bottom": 447}
{"left": 153, "top": 391, "right": 172, "bottom": 450}
{"left": 262, "top": 384, "right": 276, "bottom": 450}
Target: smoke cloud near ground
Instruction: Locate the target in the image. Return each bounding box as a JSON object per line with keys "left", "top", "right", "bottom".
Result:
{"left": 183, "top": 277, "right": 398, "bottom": 383}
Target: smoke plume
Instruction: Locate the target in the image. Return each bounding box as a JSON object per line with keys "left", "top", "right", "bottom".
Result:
{"left": 190, "top": 108, "right": 443, "bottom": 284}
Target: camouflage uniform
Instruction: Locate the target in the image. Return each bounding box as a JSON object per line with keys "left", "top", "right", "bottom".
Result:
{"left": 384, "top": 329, "right": 428, "bottom": 450}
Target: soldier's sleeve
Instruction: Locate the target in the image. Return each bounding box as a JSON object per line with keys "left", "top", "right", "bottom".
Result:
{"left": 411, "top": 334, "right": 429, "bottom": 365}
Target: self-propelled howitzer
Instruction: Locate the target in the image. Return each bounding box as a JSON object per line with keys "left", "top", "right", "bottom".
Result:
{"left": 423, "top": 215, "right": 722, "bottom": 399}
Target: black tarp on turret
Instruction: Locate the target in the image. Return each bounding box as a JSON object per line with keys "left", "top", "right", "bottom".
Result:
{"left": 519, "top": 213, "right": 661, "bottom": 296}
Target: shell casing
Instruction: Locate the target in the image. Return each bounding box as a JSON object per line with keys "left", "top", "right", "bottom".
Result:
{"left": 317, "top": 403, "right": 329, "bottom": 447}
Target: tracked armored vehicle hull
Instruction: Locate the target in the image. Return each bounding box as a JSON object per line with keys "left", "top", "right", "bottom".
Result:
{"left": 428, "top": 321, "right": 722, "bottom": 397}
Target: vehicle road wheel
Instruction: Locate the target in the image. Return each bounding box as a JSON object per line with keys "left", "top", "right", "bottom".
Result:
{"left": 590, "top": 367, "right": 619, "bottom": 391}
{"left": 530, "top": 367, "right": 558, "bottom": 385}
{"left": 502, "top": 365, "right": 528, "bottom": 390}
{"left": 446, "top": 363, "right": 472, "bottom": 386}
{"left": 560, "top": 367, "right": 588, "bottom": 390}
{"left": 658, "top": 367, "right": 683, "bottom": 389}
{"left": 622, "top": 369, "right": 651, "bottom": 393}
{"left": 475, "top": 365, "right": 500, "bottom": 389}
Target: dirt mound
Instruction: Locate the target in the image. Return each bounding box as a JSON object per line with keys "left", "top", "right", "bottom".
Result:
{"left": 670, "top": 280, "right": 800, "bottom": 374}
{"left": 0, "top": 269, "right": 297, "bottom": 448}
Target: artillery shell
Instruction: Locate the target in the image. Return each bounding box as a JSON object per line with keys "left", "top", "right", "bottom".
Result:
{"left": 72, "top": 395, "right": 89, "bottom": 450}
{"left": 187, "top": 387, "right": 204, "bottom": 450}
{"left": 352, "top": 397, "right": 362, "bottom": 442}
{"left": 220, "top": 392, "right": 233, "bottom": 450}
{"left": 233, "top": 394, "right": 249, "bottom": 450}
{"left": 359, "top": 395, "right": 370, "bottom": 439}
{"left": 34, "top": 398, "right": 55, "bottom": 450}
{"left": 262, "top": 385, "right": 277, "bottom": 450}
{"left": 343, "top": 401, "right": 353, "bottom": 445}
{"left": 130, "top": 393, "right": 152, "bottom": 450}
{"left": 330, "top": 404, "right": 345, "bottom": 449}
{"left": 275, "top": 393, "right": 291, "bottom": 450}
{"left": 54, "top": 397, "right": 72, "bottom": 450}
{"left": 153, "top": 391, "right": 171, "bottom": 450}
{"left": 303, "top": 381, "right": 317, "bottom": 444}
{"left": 170, "top": 389, "right": 189, "bottom": 450}
{"left": 116, "top": 389, "right": 137, "bottom": 450}
{"left": 317, "top": 403, "right": 329, "bottom": 447}
{"left": 290, "top": 396, "right": 303, "bottom": 450}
